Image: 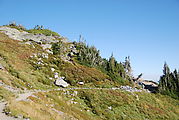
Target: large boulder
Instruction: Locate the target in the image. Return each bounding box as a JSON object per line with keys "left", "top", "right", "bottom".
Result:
{"left": 55, "top": 77, "right": 69, "bottom": 88}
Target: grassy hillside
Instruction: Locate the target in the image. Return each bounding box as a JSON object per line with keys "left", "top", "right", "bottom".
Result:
{"left": 6, "top": 89, "right": 179, "bottom": 120}
{"left": 0, "top": 32, "right": 56, "bottom": 90}
{"left": 0, "top": 31, "right": 121, "bottom": 89}
{"left": 0, "top": 28, "right": 179, "bottom": 120}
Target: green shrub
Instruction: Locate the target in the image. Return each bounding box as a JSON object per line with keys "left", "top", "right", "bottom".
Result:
{"left": 27, "top": 29, "right": 60, "bottom": 37}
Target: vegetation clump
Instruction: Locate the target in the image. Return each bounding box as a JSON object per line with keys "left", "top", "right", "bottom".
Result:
{"left": 4, "top": 22, "right": 60, "bottom": 37}
{"left": 27, "top": 25, "right": 60, "bottom": 37}
{"left": 4, "top": 21, "right": 26, "bottom": 31}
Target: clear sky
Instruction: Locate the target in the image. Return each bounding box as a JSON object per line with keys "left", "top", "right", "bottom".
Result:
{"left": 0, "top": 0, "right": 179, "bottom": 82}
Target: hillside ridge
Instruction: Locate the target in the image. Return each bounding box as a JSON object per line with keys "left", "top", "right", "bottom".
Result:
{"left": 0, "top": 25, "right": 178, "bottom": 120}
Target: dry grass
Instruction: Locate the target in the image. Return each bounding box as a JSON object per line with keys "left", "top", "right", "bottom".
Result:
{"left": 8, "top": 100, "right": 63, "bottom": 120}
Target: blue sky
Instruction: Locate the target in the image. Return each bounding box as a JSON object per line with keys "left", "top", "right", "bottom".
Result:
{"left": 0, "top": 0, "right": 179, "bottom": 81}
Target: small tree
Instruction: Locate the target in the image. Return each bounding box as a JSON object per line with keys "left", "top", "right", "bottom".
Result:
{"left": 124, "top": 56, "right": 132, "bottom": 79}
{"left": 52, "top": 40, "right": 64, "bottom": 55}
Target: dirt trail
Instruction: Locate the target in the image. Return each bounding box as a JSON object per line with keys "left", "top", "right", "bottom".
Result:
{"left": 0, "top": 83, "right": 144, "bottom": 120}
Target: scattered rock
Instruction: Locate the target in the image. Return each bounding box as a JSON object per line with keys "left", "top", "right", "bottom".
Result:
{"left": 51, "top": 68, "right": 55, "bottom": 72}
{"left": 54, "top": 77, "right": 69, "bottom": 88}
{"left": 37, "top": 61, "right": 43, "bottom": 65}
{"left": 46, "top": 49, "right": 53, "bottom": 54}
{"left": 120, "top": 86, "right": 142, "bottom": 92}
{"left": 41, "top": 53, "right": 48, "bottom": 59}
{"left": 41, "top": 44, "right": 52, "bottom": 50}
{"left": 78, "top": 81, "right": 84, "bottom": 85}
{"left": 17, "top": 114, "right": 23, "bottom": 119}
{"left": 108, "top": 106, "right": 112, "bottom": 110}
{"left": 54, "top": 72, "right": 59, "bottom": 79}
{"left": 0, "top": 64, "right": 5, "bottom": 70}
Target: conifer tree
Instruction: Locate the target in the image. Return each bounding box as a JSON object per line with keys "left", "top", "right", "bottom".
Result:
{"left": 124, "top": 56, "right": 132, "bottom": 79}
{"left": 159, "top": 62, "right": 179, "bottom": 99}
{"left": 108, "top": 53, "right": 115, "bottom": 73}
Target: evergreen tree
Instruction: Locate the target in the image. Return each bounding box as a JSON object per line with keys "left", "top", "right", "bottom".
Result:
{"left": 75, "top": 36, "right": 131, "bottom": 84}
{"left": 159, "top": 63, "right": 179, "bottom": 99}
{"left": 75, "top": 37, "right": 103, "bottom": 67}
{"left": 124, "top": 56, "right": 132, "bottom": 79}
{"left": 108, "top": 53, "right": 115, "bottom": 73}
{"left": 52, "top": 40, "right": 64, "bottom": 55}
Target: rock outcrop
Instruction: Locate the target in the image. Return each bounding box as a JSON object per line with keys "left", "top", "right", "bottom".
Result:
{"left": 0, "top": 26, "right": 77, "bottom": 61}
{"left": 138, "top": 80, "right": 158, "bottom": 93}
{"left": 0, "top": 26, "right": 58, "bottom": 44}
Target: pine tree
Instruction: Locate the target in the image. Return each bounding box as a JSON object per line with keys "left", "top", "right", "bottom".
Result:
{"left": 124, "top": 56, "right": 132, "bottom": 79}
{"left": 108, "top": 53, "right": 115, "bottom": 73}
{"left": 159, "top": 63, "right": 179, "bottom": 99}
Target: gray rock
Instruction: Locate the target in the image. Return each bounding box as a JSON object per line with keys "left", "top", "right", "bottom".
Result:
{"left": 41, "top": 44, "right": 52, "bottom": 50}
{"left": 120, "top": 85, "right": 142, "bottom": 92}
{"left": 54, "top": 72, "right": 59, "bottom": 79}
{"left": 0, "top": 26, "right": 28, "bottom": 41}
{"left": 0, "top": 26, "right": 76, "bottom": 63}
{"left": 78, "top": 81, "right": 84, "bottom": 85}
{"left": 108, "top": 106, "right": 112, "bottom": 110}
{"left": 0, "top": 26, "right": 58, "bottom": 44}
{"left": 46, "top": 49, "right": 53, "bottom": 54}
{"left": 51, "top": 68, "right": 55, "bottom": 72}
{"left": 0, "top": 64, "right": 4, "bottom": 70}
{"left": 55, "top": 77, "right": 69, "bottom": 88}
{"left": 17, "top": 115, "right": 23, "bottom": 119}
{"left": 41, "top": 53, "right": 48, "bottom": 59}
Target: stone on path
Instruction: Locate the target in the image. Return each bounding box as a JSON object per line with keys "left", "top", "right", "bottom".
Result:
{"left": 55, "top": 77, "right": 69, "bottom": 88}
